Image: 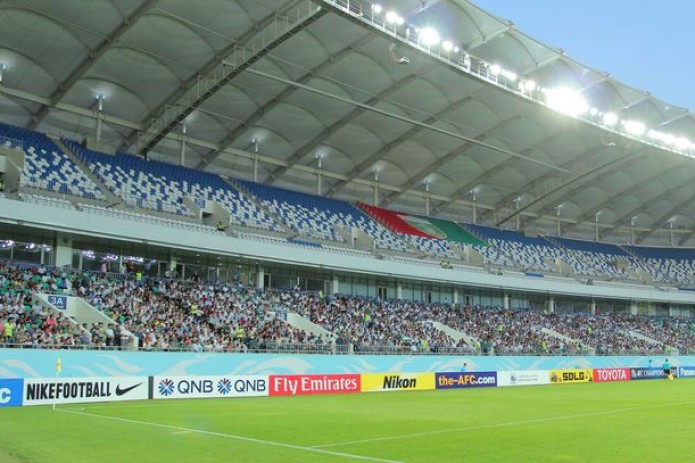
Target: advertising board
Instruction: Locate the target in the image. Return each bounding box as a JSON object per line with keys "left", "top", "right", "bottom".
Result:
{"left": 497, "top": 370, "right": 550, "bottom": 387}
{"left": 152, "top": 375, "right": 268, "bottom": 400}
{"left": 23, "top": 376, "right": 148, "bottom": 406}
{"left": 361, "top": 373, "right": 435, "bottom": 392}
{"left": 549, "top": 369, "right": 593, "bottom": 384}
{"left": 630, "top": 367, "right": 666, "bottom": 380}
{"left": 592, "top": 368, "right": 630, "bottom": 382}
{"left": 435, "top": 372, "right": 497, "bottom": 389}
{"left": 269, "top": 374, "right": 360, "bottom": 396}
{"left": 0, "top": 378, "right": 24, "bottom": 407}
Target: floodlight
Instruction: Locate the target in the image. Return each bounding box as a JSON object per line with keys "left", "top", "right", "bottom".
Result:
{"left": 519, "top": 80, "right": 536, "bottom": 92}
{"left": 489, "top": 64, "right": 501, "bottom": 75}
{"left": 385, "top": 11, "right": 404, "bottom": 25}
{"left": 544, "top": 87, "right": 589, "bottom": 117}
{"left": 602, "top": 112, "right": 618, "bottom": 126}
{"left": 674, "top": 137, "right": 691, "bottom": 150}
{"left": 442, "top": 40, "right": 453, "bottom": 52}
{"left": 623, "top": 120, "right": 646, "bottom": 136}
{"left": 372, "top": 3, "right": 383, "bottom": 14}
{"left": 502, "top": 70, "right": 517, "bottom": 82}
{"left": 419, "top": 27, "right": 440, "bottom": 46}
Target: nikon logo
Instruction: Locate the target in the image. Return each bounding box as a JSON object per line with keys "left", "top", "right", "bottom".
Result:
{"left": 382, "top": 375, "right": 417, "bottom": 389}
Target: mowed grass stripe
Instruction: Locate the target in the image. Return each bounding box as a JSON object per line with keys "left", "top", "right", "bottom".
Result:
{"left": 0, "top": 380, "right": 693, "bottom": 462}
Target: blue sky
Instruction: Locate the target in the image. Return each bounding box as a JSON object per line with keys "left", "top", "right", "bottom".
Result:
{"left": 471, "top": 0, "right": 694, "bottom": 111}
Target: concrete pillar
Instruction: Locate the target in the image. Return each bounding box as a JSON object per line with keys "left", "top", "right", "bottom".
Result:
{"left": 180, "top": 124, "right": 187, "bottom": 166}
{"left": 548, "top": 296, "right": 555, "bottom": 314}
{"left": 256, "top": 264, "right": 264, "bottom": 289}
{"left": 55, "top": 236, "right": 73, "bottom": 267}
{"left": 453, "top": 288, "right": 459, "bottom": 305}
{"left": 331, "top": 274, "right": 339, "bottom": 295}
{"left": 396, "top": 281, "right": 403, "bottom": 300}
{"left": 589, "top": 299, "right": 596, "bottom": 314}
{"left": 630, "top": 304, "right": 638, "bottom": 315}
{"left": 503, "top": 293, "right": 510, "bottom": 310}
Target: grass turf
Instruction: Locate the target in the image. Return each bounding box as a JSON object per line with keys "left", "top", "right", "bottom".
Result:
{"left": 1, "top": 380, "right": 693, "bottom": 462}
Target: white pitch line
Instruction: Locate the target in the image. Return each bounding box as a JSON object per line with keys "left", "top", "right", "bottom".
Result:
{"left": 312, "top": 401, "right": 695, "bottom": 449}
{"left": 58, "top": 409, "right": 402, "bottom": 463}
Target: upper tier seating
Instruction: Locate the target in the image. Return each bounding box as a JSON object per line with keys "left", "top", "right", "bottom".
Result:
{"left": 65, "top": 140, "right": 281, "bottom": 230}
{"left": 550, "top": 237, "right": 632, "bottom": 279}
{"left": 463, "top": 224, "right": 561, "bottom": 272}
{"left": 627, "top": 246, "right": 695, "bottom": 285}
{"left": 0, "top": 123, "right": 102, "bottom": 199}
{"left": 235, "top": 180, "right": 409, "bottom": 251}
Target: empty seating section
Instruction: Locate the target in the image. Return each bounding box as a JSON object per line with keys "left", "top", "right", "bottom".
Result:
{"left": 464, "top": 224, "right": 560, "bottom": 272}
{"left": 235, "top": 180, "right": 409, "bottom": 251}
{"left": 627, "top": 246, "right": 695, "bottom": 285}
{"left": 551, "top": 237, "right": 631, "bottom": 279}
{"left": 65, "top": 140, "right": 280, "bottom": 230}
{"left": 0, "top": 123, "right": 102, "bottom": 199}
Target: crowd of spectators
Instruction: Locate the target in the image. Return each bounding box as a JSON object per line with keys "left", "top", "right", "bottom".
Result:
{"left": 2, "top": 262, "right": 695, "bottom": 355}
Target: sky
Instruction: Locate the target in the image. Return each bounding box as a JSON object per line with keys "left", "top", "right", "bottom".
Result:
{"left": 471, "top": 0, "right": 695, "bottom": 111}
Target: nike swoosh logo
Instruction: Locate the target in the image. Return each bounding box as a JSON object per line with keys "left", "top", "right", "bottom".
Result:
{"left": 115, "top": 383, "right": 143, "bottom": 396}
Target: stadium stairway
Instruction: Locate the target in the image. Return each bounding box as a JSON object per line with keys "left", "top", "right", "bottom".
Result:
{"left": 36, "top": 292, "right": 138, "bottom": 348}
{"left": 285, "top": 311, "right": 335, "bottom": 343}
{"left": 429, "top": 321, "right": 477, "bottom": 348}
{"left": 624, "top": 329, "right": 672, "bottom": 352}
{"left": 56, "top": 139, "right": 122, "bottom": 207}
{"left": 539, "top": 327, "right": 592, "bottom": 353}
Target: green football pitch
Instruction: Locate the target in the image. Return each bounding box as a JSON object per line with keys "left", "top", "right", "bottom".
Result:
{"left": 1, "top": 380, "right": 693, "bottom": 462}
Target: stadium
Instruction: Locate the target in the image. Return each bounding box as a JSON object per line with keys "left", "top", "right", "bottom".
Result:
{"left": 1, "top": 0, "right": 695, "bottom": 461}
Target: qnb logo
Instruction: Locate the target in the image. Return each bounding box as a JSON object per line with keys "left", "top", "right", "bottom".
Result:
{"left": 217, "top": 378, "right": 232, "bottom": 395}
{"left": 158, "top": 379, "right": 175, "bottom": 397}
{"left": 0, "top": 387, "right": 11, "bottom": 404}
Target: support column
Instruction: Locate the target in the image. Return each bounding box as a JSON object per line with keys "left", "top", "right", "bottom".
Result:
{"left": 55, "top": 236, "right": 73, "bottom": 267}
{"left": 256, "top": 264, "right": 265, "bottom": 290}
{"left": 373, "top": 170, "right": 379, "bottom": 206}
{"left": 95, "top": 94, "right": 104, "bottom": 143}
{"left": 630, "top": 304, "right": 638, "bottom": 315}
{"left": 180, "top": 124, "right": 187, "bottom": 166}
{"left": 316, "top": 154, "right": 323, "bottom": 195}
{"left": 503, "top": 293, "right": 510, "bottom": 310}
{"left": 331, "top": 274, "right": 339, "bottom": 295}
{"left": 252, "top": 138, "right": 259, "bottom": 182}
{"left": 548, "top": 296, "right": 555, "bottom": 314}
{"left": 589, "top": 299, "right": 596, "bottom": 314}
{"left": 396, "top": 281, "right": 403, "bottom": 300}
{"left": 453, "top": 288, "right": 459, "bottom": 305}
{"left": 424, "top": 181, "right": 431, "bottom": 216}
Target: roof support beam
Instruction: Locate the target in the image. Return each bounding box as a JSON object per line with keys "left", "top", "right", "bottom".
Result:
{"left": 496, "top": 150, "right": 640, "bottom": 227}
{"left": 265, "top": 72, "right": 426, "bottom": 185}
{"left": 133, "top": 0, "right": 326, "bottom": 156}
{"left": 382, "top": 113, "right": 529, "bottom": 209}
{"left": 193, "top": 34, "right": 375, "bottom": 171}
{"left": 29, "top": 0, "right": 158, "bottom": 130}
{"left": 565, "top": 163, "right": 689, "bottom": 233}
{"left": 637, "top": 196, "right": 695, "bottom": 243}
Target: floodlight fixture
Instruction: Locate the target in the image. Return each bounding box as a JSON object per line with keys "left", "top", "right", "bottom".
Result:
{"left": 442, "top": 40, "right": 454, "bottom": 52}
{"left": 602, "top": 112, "right": 618, "bottom": 126}
{"left": 502, "top": 70, "right": 517, "bottom": 82}
{"left": 489, "top": 64, "right": 501, "bottom": 75}
{"left": 674, "top": 137, "right": 691, "bottom": 150}
{"left": 519, "top": 80, "right": 536, "bottom": 92}
{"left": 385, "top": 11, "right": 404, "bottom": 25}
{"left": 623, "top": 120, "right": 646, "bottom": 136}
{"left": 371, "top": 3, "right": 383, "bottom": 14}
{"left": 419, "top": 27, "right": 440, "bottom": 46}
{"left": 544, "top": 87, "right": 589, "bottom": 117}
{"left": 0, "top": 63, "right": 5, "bottom": 83}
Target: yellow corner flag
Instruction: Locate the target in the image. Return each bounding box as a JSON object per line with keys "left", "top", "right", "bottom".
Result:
{"left": 56, "top": 357, "right": 62, "bottom": 375}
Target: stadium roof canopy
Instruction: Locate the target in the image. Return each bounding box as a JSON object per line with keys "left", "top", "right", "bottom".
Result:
{"left": 1, "top": 0, "right": 695, "bottom": 246}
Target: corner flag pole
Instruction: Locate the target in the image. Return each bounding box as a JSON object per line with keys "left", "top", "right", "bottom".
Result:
{"left": 52, "top": 356, "right": 62, "bottom": 411}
